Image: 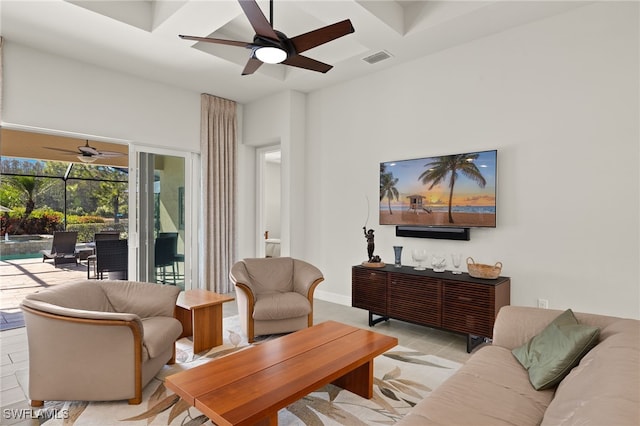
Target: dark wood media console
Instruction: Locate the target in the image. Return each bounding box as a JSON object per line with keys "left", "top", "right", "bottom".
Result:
{"left": 352, "top": 264, "right": 511, "bottom": 352}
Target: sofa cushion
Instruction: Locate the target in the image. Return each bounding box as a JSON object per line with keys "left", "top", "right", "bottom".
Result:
{"left": 397, "top": 345, "right": 555, "bottom": 426}
{"left": 253, "top": 292, "right": 311, "bottom": 321}
{"left": 512, "top": 309, "right": 600, "bottom": 390}
{"left": 541, "top": 319, "right": 640, "bottom": 426}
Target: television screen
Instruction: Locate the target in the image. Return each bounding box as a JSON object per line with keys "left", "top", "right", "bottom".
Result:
{"left": 379, "top": 150, "right": 497, "bottom": 228}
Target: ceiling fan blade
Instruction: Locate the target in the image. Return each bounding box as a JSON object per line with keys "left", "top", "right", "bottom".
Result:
{"left": 282, "top": 54, "right": 333, "bottom": 73}
{"left": 179, "top": 34, "right": 252, "bottom": 48}
{"left": 43, "top": 147, "right": 78, "bottom": 155}
{"left": 78, "top": 145, "right": 99, "bottom": 156}
{"left": 238, "top": 0, "right": 279, "bottom": 41}
{"left": 95, "top": 151, "right": 126, "bottom": 158}
{"left": 289, "top": 20, "right": 355, "bottom": 54}
{"left": 242, "top": 57, "right": 264, "bottom": 75}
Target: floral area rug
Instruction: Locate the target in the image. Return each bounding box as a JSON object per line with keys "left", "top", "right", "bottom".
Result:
{"left": 39, "top": 317, "right": 461, "bottom": 425}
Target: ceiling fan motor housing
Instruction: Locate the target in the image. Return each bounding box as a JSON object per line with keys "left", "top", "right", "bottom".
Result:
{"left": 252, "top": 32, "right": 295, "bottom": 56}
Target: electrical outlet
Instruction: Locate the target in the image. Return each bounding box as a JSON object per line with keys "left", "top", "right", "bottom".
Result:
{"left": 537, "top": 298, "right": 549, "bottom": 309}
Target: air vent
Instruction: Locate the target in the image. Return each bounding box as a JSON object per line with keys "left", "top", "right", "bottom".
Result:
{"left": 362, "top": 50, "right": 393, "bottom": 65}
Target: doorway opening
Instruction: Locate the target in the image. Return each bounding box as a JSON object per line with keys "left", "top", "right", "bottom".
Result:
{"left": 256, "top": 146, "right": 281, "bottom": 258}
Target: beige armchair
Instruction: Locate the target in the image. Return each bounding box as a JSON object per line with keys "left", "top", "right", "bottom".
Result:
{"left": 230, "top": 257, "right": 324, "bottom": 343}
{"left": 20, "top": 280, "right": 182, "bottom": 406}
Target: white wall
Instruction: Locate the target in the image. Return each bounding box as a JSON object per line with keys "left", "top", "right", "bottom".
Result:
{"left": 265, "top": 161, "right": 281, "bottom": 239}
{"left": 300, "top": 2, "right": 638, "bottom": 317}
{"left": 236, "top": 3, "right": 639, "bottom": 318}
{"left": 2, "top": 42, "right": 201, "bottom": 149}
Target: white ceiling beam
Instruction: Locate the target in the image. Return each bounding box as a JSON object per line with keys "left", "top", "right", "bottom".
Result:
{"left": 402, "top": 1, "right": 492, "bottom": 35}
{"left": 151, "top": 0, "right": 188, "bottom": 31}
{"left": 66, "top": 1, "right": 153, "bottom": 31}
{"left": 149, "top": 0, "right": 244, "bottom": 40}
{"left": 355, "top": 0, "right": 404, "bottom": 35}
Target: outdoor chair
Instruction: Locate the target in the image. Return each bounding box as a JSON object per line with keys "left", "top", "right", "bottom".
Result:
{"left": 95, "top": 231, "right": 120, "bottom": 240}
{"left": 155, "top": 235, "right": 177, "bottom": 284}
{"left": 95, "top": 239, "right": 128, "bottom": 280}
{"left": 86, "top": 232, "right": 120, "bottom": 278}
{"left": 158, "top": 232, "right": 184, "bottom": 280}
{"left": 40, "top": 231, "right": 78, "bottom": 267}
{"left": 20, "top": 280, "right": 182, "bottom": 406}
{"left": 229, "top": 257, "right": 324, "bottom": 343}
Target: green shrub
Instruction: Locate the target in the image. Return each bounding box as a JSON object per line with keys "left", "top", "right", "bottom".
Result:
{"left": 67, "top": 215, "right": 105, "bottom": 224}
{"left": 30, "top": 208, "right": 63, "bottom": 222}
{"left": 3, "top": 210, "right": 63, "bottom": 235}
{"left": 68, "top": 206, "right": 86, "bottom": 216}
{"left": 67, "top": 221, "right": 127, "bottom": 242}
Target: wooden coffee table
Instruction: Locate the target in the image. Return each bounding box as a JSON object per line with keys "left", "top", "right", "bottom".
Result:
{"left": 174, "top": 290, "right": 235, "bottom": 353}
{"left": 166, "top": 320, "right": 398, "bottom": 426}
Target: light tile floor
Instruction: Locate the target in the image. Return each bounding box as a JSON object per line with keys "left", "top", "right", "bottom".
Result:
{"left": 0, "top": 258, "right": 474, "bottom": 425}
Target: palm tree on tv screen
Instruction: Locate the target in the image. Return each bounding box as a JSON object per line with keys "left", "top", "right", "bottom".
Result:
{"left": 418, "top": 153, "right": 486, "bottom": 224}
{"left": 380, "top": 165, "right": 399, "bottom": 214}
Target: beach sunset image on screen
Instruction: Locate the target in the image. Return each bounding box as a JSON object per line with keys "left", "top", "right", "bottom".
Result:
{"left": 379, "top": 150, "right": 497, "bottom": 228}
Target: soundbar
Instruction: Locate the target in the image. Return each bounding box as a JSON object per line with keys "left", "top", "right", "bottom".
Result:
{"left": 396, "top": 226, "right": 470, "bottom": 241}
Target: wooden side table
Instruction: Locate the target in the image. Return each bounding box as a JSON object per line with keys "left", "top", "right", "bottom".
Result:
{"left": 175, "top": 290, "right": 235, "bottom": 354}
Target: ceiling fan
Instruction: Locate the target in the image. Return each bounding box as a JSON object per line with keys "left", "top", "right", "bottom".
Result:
{"left": 179, "top": 0, "right": 355, "bottom": 75}
{"left": 45, "top": 140, "right": 126, "bottom": 163}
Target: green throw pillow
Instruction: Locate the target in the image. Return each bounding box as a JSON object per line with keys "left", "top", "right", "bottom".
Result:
{"left": 512, "top": 309, "right": 600, "bottom": 390}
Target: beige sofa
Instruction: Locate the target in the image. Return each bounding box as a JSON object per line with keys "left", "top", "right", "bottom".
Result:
{"left": 397, "top": 306, "right": 640, "bottom": 426}
{"left": 21, "top": 280, "right": 182, "bottom": 405}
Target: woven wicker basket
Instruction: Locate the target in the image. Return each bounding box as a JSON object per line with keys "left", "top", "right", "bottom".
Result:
{"left": 466, "top": 257, "right": 502, "bottom": 279}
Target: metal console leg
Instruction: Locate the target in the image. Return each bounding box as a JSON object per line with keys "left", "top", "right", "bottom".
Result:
{"left": 368, "top": 312, "right": 390, "bottom": 327}
{"left": 466, "top": 334, "right": 491, "bottom": 353}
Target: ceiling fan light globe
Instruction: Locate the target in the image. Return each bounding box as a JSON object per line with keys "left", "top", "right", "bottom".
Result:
{"left": 77, "top": 155, "right": 97, "bottom": 163}
{"left": 255, "top": 46, "right": 287, "bottom": 64}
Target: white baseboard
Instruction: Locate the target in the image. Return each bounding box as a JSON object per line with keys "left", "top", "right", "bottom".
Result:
{"left": 314, "top": 289, "right": 351, "bottom": 307}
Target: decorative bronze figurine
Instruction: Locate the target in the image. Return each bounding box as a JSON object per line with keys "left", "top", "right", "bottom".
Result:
{"left": 363, "top": 226, "right": 379, "bottom": 262}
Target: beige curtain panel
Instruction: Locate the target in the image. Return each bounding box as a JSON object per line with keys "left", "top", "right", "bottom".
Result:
{"left": 201, "top": 94, "right": 237, "bottom": 293}
{"left": 0, "top": 36, "right": 4, "bottom": 123}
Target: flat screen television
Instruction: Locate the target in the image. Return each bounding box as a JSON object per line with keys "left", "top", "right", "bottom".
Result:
{"left": 379, "top": 149, "right": 497, "bottom": 228}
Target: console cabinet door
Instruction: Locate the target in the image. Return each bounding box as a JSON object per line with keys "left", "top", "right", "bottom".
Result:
{"left": 442, "top": 280, "right": 495, "bottom": 337}
{"left": 388, "top": 273, "right": 441, "bottom": 327}
{"left": 352, "top": 268, "right": 387, "bottom": 315}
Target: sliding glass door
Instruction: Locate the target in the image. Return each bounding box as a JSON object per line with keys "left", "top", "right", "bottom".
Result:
{"left": 130, "top": 147, "right": 199, "bottom": 289}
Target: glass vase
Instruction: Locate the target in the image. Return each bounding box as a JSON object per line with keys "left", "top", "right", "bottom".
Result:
{"left": 393, "top": 246, "right": 403, "bottom": 268}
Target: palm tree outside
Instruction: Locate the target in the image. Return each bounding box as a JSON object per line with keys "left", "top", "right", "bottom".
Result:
{"left": 7, "top": 176, "right": 38, "bottom": 217}
{"left": 1, "top": 159, "right": 128, "bottom": 239}
{"left": 418, "top": 153, "right": 487, "bottom": 224}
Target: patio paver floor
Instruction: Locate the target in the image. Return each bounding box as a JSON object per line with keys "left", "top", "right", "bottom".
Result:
{"left": 0, "top": 257, "right": 88, "bottom": 330}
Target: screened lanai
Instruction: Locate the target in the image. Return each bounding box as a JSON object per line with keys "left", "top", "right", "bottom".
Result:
{"left": 1, "top": 128, "right": 186, "bottom": 288}
{"left": 0, "top": 128, "right": 129, "bottom": 252}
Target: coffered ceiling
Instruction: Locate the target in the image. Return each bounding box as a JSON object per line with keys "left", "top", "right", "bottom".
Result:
{"left": 1, "top": 1, "right": 587, "bottom": 104}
